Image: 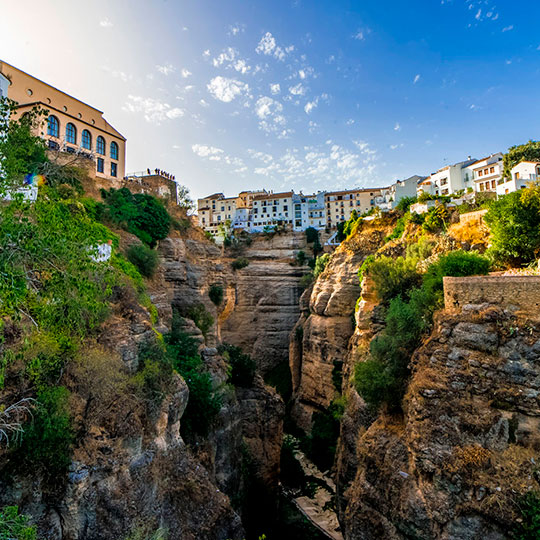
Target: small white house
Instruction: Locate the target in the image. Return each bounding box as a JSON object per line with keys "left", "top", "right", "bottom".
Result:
{"left": 417, "top": 158, "right": 477, "bottom": 197}
{"left": 464, "top": 153, "right": 504, "bottom": 194}
{"left": 388, "top": 175, "right": 424, "bottom": 208}
{"left": 497, "top": 161, "right": 540, "bottom": 197}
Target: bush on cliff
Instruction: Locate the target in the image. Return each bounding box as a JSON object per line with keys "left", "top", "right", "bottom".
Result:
{"left": 355, "top": 250, "right": 490, "bottom": 409}
{"left": 514, "top": 491, "right": 540, "bottom": 540}
{"left": 208, "top": 283, "right": 224, "bottom": 306}
{"left": 19, "top": 387, "right": 73, "bottom": 475}
{"left": 127, "top": 243, "right": 159, "bottom": 278}
{"left": 166, "top": 314, "right": 221, "bottom": 438}
{"left": 219, "top": 343, "right": 256, "bottom": 387}
{"left": 231, "top": 257, "right": 249, "bottom": 270}
{"left": 98, "top": 187, "right": 171, "bottom": 247}
{"left": 366, "top": 255, "right": 421, "bottom": 303}
{"left": 0, "top": 506, "right": 37, "bottom": 540}
{"left": 485, "top": 185, "right": 540, "bottom": 266}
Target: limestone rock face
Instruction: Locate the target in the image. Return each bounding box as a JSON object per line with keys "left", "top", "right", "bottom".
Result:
{"left": 339, "top": 306, "right": 540, "bottom": 539}
{"left": 290, "top": 222, "right": 390, "bottom": 430}
{"left": 221, "top": 260, "right": 305, "bottom": 374}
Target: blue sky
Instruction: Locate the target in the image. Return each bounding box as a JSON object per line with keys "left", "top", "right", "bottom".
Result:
{"left": 1, "top": 0, "right": 540, "bottom": 201}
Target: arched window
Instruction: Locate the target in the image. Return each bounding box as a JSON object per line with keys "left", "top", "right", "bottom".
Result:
{"left": 110, "top": 141, "right": 119, "bottom": 160}
{"left": 96, "top": 136, "right": 105, "bottom": 155}
{"left": 66, "top": 123, "right": 77, "bottom": 144}
{"left": 47, "top": 115, "right": 59, "bottom": 138}
{"left": 81, "top": 129, "right": 92, "bottom": 150}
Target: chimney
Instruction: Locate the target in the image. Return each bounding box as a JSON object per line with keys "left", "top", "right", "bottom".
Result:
{"left": 468, "top": 155, "right": 471, "bottom": 160}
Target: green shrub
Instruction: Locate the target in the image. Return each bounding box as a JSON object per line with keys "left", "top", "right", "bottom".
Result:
{"left": 485, "top": 185, "right": 540, "bottom": 265}
{"left": 299, "top": 272, "right": 314, "bottom": 289}
{"left": 208, "top": 284, "right": 224, "bottom": 306}
{"left": 313, "top": 253, "right": 330, "bottom": 278}
{"left": 305, "top": 227, "right": 319, "bottom": 244}
{"left": 99, "top": 188, "right": 171, "bottom": 247}
{"left": 231, "top": 257, "right": 250, "bottom": 270}
{"left": 0, "top": 506, "right": 37, "bottom": 540}
{"left": 422, "top": 205, "right": 449, "bottom": 232}
{"left": 367, "top": 255, "right": 421, "bottom": 303}
{"left": 166, "top": 320, "right": 221, "bottom": 438}
{"left": 219, "top": 343, "right": 256, "bottom": 387}
{"left": 127, "top": 244, "right": 159, "bottom": 278}
{"left": 514, "top": 491, "right": 540, "bottom": 540}
{"left": 133, "top": 340, "right": 172, "bottom": 407}
{"left": 20, "top": 386, "right": 73, "bottom": 474}
{"left": 187, "top": 303, "right": 214, "bottom": 338}
{"left": 395, "top": 196, "right": 416, "bottom": 213}
{"left": 423, "top": 250, "right": 490, "bottom": 297}
{"left": 355, "top": 250, "right": 491, "bottom": 410}
{"left": 295, "top": 250, "right": 307, "bottom": 266}
{"left": 385, "top": 212, "right": 410, "bottom": 241}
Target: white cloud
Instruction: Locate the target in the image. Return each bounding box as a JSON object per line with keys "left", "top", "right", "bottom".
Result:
{"left": 228, "top": 24, "right": 245, "bottom": 36}
{"left": 394, "top": 122, "right": 401, "bottom": 131}
{"left": 413, "top": 74, "right": 421, "bottom": 84}
{"left": 502, "top": 25, "right": 514, "bottom": 32}
{"left": 101, "top": 66, "right": 131, "bottom": 82}
{"left": 353, "top": 28, "right": 371, "bottom": 41}
{"left": 346, "top": 119, "right": 355, "bottom": 125}
{"left": 255, "top": 96, "right": 283, "bottom": 119}
{"left": 192, "top": 144, "right": 224, "bottom": 158}
{"left": 256, "top": 32, "right": 293, "bottom": 61}
{"left": 304, "top": 98, "right": 319, "bottom": 114}
{"left": 123, "top": 96, "right": 184, "bottom": 124}
{"left": 207, "top": 76, "right": 250, "bottom": 103}
{"left": 213, "top": 48, "right": 251, "bottom": 74}
{"left": 181, "top": 68, "right": 192, "bottom": 78}
{"left": 203, "top": 49, "right": 211, "bottom": 58}
{"left": 289, "top": 83, "right": 306, "bottom": 96}
{"left": 99, "top": 17, "right": 113, "bottom": 28}
{"left": 475, "top": 9, "right": 482, "bottom": 20}
{"left": 156, "top": 63, "right": 175, "bottom": 75}
{"left": 270, "top": 83, "right": 281, "bottom": 95}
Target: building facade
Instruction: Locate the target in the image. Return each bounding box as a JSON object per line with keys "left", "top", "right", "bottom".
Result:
{"left": 0, "top": 61, "right": 126, "bottom": 183}
{"left": 418, "top": 158, "right": 476, "bottom": 197}
{"left": 196, "top": 193, "right": 238, "bottom": 235}
{"left": 325, "top": 188, "right": 385, "bottom": 227}
{"left": 387, "top": 175, "right": 424, "bottom": 208}
{"left": 497, "top": 161, "right": 540, "bottom": 196}
{"left": 465, "top": 153, "right": 504, "bottom": 194}
{"left": 251, "top": 192, "right": 294, "bottom": 232}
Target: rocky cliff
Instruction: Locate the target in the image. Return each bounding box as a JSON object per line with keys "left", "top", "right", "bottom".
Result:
{"left": 341, "top": 304, "right": 540, "bottom": 539}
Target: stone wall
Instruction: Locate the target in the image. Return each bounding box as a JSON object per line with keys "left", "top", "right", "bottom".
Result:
{"left": 122, "top": 174, "right": 178, "bottom": 203}
{"left": 459, "top": 208, "right": 488, "bottom": 224}
{"left": 443, "top": 275, "right": 540, "bottom": 319}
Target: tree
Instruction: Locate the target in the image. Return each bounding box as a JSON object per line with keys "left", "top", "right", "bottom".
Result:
{"left": 305, "top": 226, "right": 318, "bottom": 244}
{"left": 0, "top": 98, "right": 47, "bottom": 183}
{"left": 485, "top": 185, "right": 540, "bottom": 265}
{"left": 503, "top": 140, "right": 540, "bottom": 179}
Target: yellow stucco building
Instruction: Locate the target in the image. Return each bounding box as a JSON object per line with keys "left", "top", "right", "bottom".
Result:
{"left": 0, "top": 60, "right": 126, "bottom": 183}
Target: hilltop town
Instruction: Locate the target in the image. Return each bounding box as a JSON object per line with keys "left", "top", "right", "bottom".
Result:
{"left": 197, "top": 152, "right": 540, "bottom": 241}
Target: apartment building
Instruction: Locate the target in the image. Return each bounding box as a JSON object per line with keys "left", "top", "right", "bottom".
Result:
{"left": 251, "top": 191, "right": 294, "bottom": 232}
{"left": 325, "top": 188, "right": 385, "bottom": 227}
{"left": 465, "top": 153, "right": 504, "bottom": 193}
{"left": 0, "top": 60, "right": 126, "bottom": 183}
{"left": 497, "top": 161, "right": 540, "bottom": 196}
{"left": 417, "top": 158, "right": 477, "bottom": 197}
{"left": 197, "top": 193, "right": 237, "bottom": 234}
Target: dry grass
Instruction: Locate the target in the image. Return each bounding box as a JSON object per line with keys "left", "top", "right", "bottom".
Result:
{"left": 447, "top": 220, "right": 489, "bottom": 247}
{"left": 445, "top": 444, "right": 492, "bottom": 475}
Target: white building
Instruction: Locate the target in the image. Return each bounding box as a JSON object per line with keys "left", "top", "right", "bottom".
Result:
{"left": 388, "top": 175, "right": 424, "bottom": 208}
{"left": 417, "top": 158, "right": 477, "bottom": 197}
{"left": 293, "top": 192, "right": 326, "bottom": 231}
{"left": 497, "top": 161, "right": 540, "bottom": 197}
{"left": 0, "top": 72, "right": 8, "bottom": 100}
{"left": 196, "top": 193, "right": 237, "bottom": 235}
{"left": 464, "top": 153, "right": 504, "bottom": 194}
{"left": 251, "top": 191, "right": 294, "bottom": 232}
